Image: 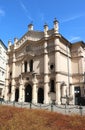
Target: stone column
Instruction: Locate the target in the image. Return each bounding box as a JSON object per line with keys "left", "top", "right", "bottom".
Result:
{"left": 70, "top": 85, "right": 74, "bottom": 105}
{"left": 11, "top": 85, "right": 15, "bottom": 101}
{"left": 55, "top": 82, "right": 61, "bottom": 104}
{"left": 4, "top": 85, "right": 9, "bottom": 101}
{"left": 62, "top": 85, "right": 66, "bottom": 97}
{"left": 43, "top": 24, "right": 49, "bottom": 104}
{"left": 32, "top": 74, "right": 37, "bottom": 103}
{"left": 11, "top": 53, "right": 16, "bottom": 101}
{"left": 61, "top": 84, "right": 67, "bottom": 104}
{"left": 32, "top": 82, "right": 37, "bottom": 103}
{"left": 43, "top": 41, "right": 49, "bottom": 104}
{"left": 18, "top": 78, "right": 24, "bottom": 102}
{"left": 54, "top": 38, "right": 61, "bottom": 105}
{"left": 22, "top": 61, "right": 24, "bottom": 73}
{"left": 22, "top": 85, "right": 25, "bottom": 102}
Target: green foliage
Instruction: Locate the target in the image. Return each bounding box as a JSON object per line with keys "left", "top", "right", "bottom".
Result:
{"left": 0, "top": 106, "right": 85, "bottom": 130}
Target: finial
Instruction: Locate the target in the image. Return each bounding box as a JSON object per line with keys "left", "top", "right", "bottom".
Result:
{"left": 53, "top": 18, "right": 59, "bottom": 33}
{"left": 54, "top": 18, "right": 59, "bottom": 23}
{"left": 44, "top": 22, "right": 48, "bottom": 37}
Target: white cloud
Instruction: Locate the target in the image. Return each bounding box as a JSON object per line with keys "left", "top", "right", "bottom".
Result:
{"left": 20, "top": 1, "right": 28, "bottom": 13}
{"left": 61, "top": 14, "right": 85, "bottom": 23}
{"left": 19, "top": 0, "right": 33, "bottom": 21}
{"left": 69, "top": 36, "right": 81, "bottom": 42}
{"left": 0, "top": 9, "right": 5, "bottom": 16}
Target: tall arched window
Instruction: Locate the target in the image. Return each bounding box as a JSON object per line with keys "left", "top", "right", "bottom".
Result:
{"left": 50, "top": 80, "right": 55, "bottom": 92}
{"left": 30, "top": 60, "right": 33, "bottom": 72}
{"left": 24, "top": 61, "right": 27, "bottom": 72}
{"left": 8, "top": 83, "right": 11, "bottom": 94}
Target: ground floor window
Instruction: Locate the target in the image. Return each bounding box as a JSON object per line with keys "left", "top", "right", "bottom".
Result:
{"left": 38, "top": 88, "right": 44, "bottom": 104}
{"left": 50, "top": 80, "right": 55, "bottom": 92}
{"left": 15, "top": 88, "right": 19, "bottom": 102}
{"left": 8, "top": 83, "right": 11, "bottom": 94}
{"left": 75, "top": 86, "right": 81, "bottom": 105}
{"left": 25, "top": 84, "right": 32, "bottom": 102}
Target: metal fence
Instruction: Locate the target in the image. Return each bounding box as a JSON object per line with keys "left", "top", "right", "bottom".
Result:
{"left": 0, "top": 100, "right": 85, "bottom": 116}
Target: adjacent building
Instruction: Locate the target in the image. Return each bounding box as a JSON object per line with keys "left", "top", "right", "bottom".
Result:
{"left": 0, "top": 39, "right": 7, "bottom": 98}
{"left": 4, "top": 19, "right": 85, "bottom": 105}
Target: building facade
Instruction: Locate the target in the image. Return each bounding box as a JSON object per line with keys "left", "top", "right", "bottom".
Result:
{"left": 0, "top": 39, "right": 7, "bottom": 98}
{"left": 4, "top": 19, "right": 85, "bottom": 105}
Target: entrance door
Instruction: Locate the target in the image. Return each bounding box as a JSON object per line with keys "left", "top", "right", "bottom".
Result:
{"left": 25, "top": 84, "right": 32, "bottom": 102}
{"left": 15, "top": 88, "right": 19, "bottom": 102}
{"left": 75, "top": 86, "right": 81, "bottom": 105}
{"left": 38, "top": 88, "right": 44, "bottom": 104}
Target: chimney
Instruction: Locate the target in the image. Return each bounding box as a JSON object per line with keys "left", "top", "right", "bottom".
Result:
{"left": 28, "top": 23, "right": 33, "bottom": 31}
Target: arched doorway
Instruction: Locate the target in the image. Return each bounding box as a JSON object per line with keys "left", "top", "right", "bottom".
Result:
{"left": 15, "top": 88, "right": 19, "bottom": 102}
{"left": 38, "top": 88, "right": 44, "bottom": 104}
{"left": 75, "top": 86, "right": 81, "bottom": 105}
{"left": 25, "top": 84, "right": 32, "bottom": 102}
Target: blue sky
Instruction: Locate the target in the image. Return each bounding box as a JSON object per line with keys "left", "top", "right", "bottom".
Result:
{"left": 0, "top": 0, "right": 85, "bottom": 47}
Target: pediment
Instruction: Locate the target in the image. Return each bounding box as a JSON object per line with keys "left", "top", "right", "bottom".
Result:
{"left": 22, "top": 52, "right": 34, "bottom": 61}
{"left": 15, "top": 31, "right": 44, "bottom": 49}
{"left": 15, "top": 43, "right": 35, "bottom": 61}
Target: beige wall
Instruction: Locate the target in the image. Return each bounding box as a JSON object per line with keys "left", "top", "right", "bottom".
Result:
{"left": 15, "top": 62, "right": 21, "bottom": 77}
{"left": 4, "top": 20, "right": 85, "bottom": 105}
{"left": 34, "top": 57, "right": 44, "bottom": 73}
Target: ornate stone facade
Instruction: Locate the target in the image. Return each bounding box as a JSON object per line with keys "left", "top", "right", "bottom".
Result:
{"left": 4, "top": 19, "right": 85, "bottom": 105}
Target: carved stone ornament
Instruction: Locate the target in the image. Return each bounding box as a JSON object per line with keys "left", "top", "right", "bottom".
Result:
{"left": 26, "top": 45, "right": 32, "bottom": 52}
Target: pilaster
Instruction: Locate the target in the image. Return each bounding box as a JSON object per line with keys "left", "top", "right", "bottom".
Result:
{"left": 44, "top": 75, "right": 49, "bottom": 104}
{"left": 4, "top": 86, "right": 9, "bottom": 101}
{"left": 54, "top": 38, "right": 61, "bottom": 104}
{"left": 11, "top": 53, "right": 16, "bottom": 101}
{"left": 32, "top": 82, "right": 37, "bottom": 103}
{"left": 22, "top": 61, "right": 24, "bottom": 73}
{"left": 62, "top": 85, "right": 66, "bottom": 97}
{"left": 18, "top": 78, "right": 24, "bottom": 102}
{"left": 32, "top": 74, "right": 37, "bottom": 103}
{"left": 43, "top": 35, "right": 49, "bottom": 104}
{"left": 54, "top": 38, "right": 60, "bottom": 72}
{"left": 11, "top": 83, "right": 15, "bottom": 101}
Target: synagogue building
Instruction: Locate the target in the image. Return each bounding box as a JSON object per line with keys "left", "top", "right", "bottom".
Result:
{"left": 4, "top": 19, "right": 85, "bottom": 105}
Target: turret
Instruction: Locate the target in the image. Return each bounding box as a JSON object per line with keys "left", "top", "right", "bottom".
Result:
{"left": 44, "top": 23, "right": 48, "bottom": 37}
{"left": 28, "top": 23, "right": 33, "bottom": 31}
{"left": 53, "top": 18, "right": 59, "bottom": 33}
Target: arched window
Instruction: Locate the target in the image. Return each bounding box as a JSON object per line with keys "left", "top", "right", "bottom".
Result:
{"left": 50, "top": 80, "right": 55, "bottom": 92}
{"left": 24, "top": 61, "right": 27, "bottom": 72}
{"left": 30, "top": 60, "right": 33, "bottom": 72}
{"left": 8, "top": 83, "right": 11, "bottom": 94}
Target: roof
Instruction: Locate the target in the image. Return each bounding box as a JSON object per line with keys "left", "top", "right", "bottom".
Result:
{"left": 71, "top": 41, "right": 85, "bottom": 47}
{"left": 0, "top": 39, "right": 7, "bottom": 50}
